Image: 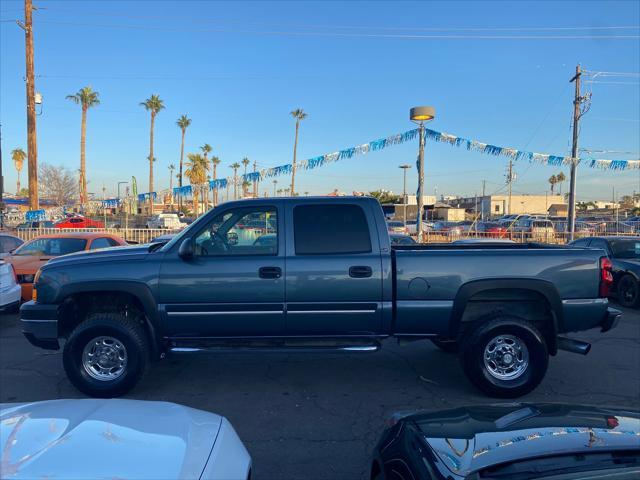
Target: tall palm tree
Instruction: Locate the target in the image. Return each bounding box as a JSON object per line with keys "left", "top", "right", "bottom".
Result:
{"left": 140, "top": 94, "right": 165, "bottom": 209}
{"left": 290, "top": 108, "right": 308, "bottom": 196}
{"left": 200, "top": 144, "right": 213, "bottom": 207}
{"left": 230, "top": 162, "right": 241, "bottom": 200}
{"left": 556, "top": 172, "right": 566, "bottom": 195}
{"left": 66, "top": 86, "right": 100, "bottom": 206}
{"left": 241, "top": 157, "right": 250, "bottom": 197}
{"left": 548, "top": 174, "right": 558, "bottom": 194}
{"left": 184, "top": 153, "right": 210, "bottom": 215}
{"left": 211, "top": 156, "right": 221, "bottom": 207}
{"left": 11, "top": 148, "right": 26, "bottom": 194}
{"left": 242, "top": 180, "right": 251, "bottom": 198}
{"left": 176, "top": 114, "right": 192, "bottom": 191}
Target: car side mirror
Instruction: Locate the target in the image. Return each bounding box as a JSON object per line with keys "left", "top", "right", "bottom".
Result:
{"left": 178, "top": 238, "right": 194, "bottom": 259}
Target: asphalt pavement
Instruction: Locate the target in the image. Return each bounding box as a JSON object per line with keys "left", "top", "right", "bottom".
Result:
{"left": 1, "top": 305, "right": 639, "bottom": 479}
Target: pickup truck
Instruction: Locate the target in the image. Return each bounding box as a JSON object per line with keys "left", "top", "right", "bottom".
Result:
{"left": 20, "top": 197, "right": 621, "bottom": 398}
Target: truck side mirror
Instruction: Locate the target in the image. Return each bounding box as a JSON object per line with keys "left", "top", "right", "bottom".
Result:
{"left": 178, "top": 238, "right": 194, "bottom": 259}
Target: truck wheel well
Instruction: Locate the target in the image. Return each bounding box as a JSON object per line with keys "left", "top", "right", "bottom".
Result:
{"left": 458, "top": 288, "right": 557, "bottom": 354}
{"left": 58, "top": 292, "right": 157, "bottom": 355}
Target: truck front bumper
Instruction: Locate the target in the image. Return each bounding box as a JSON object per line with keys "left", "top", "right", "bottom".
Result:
{"left": 20, "top": 301, "right": 60, "bottom": 350}
{"left": 601, "top": 307, "right": 622, "bottom": 333}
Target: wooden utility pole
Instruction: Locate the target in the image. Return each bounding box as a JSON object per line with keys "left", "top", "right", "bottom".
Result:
{"left": 252, "top": 159, "right": 258, "bottom": 197}
{"left": 20, "top": 0, "right": 38, "bottom": 209}
{"left": 507, "top": 159, "right": 513, "bottom": 215}
{"left": 567, "top": 64, "right": 582, "bottom": 241}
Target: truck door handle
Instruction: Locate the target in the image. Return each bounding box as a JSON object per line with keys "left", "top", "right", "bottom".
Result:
{"left": 349, "top": 266, "right": 372, "bottom": 278}
{"left": 259, "top": 266, "right": 282, "bottom": 279}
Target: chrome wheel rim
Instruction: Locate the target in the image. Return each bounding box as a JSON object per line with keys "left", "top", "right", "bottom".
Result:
{"left": 483, "top": 334, "right": 529, "bottom": 381}
{"left": 82, "top": 336, "right": 128, "bottom": 381}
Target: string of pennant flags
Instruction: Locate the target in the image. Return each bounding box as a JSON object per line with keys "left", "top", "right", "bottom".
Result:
{"left": 133, "top": 127, "right": 639, "bottom": 201}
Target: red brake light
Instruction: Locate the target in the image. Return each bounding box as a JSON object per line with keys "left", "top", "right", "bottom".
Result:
{"left": 599, "top": 256, "right": 613, "bottom": 298}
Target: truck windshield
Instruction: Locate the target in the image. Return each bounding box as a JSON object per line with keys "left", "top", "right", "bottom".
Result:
{"left": 609, "top": 239, "right": 640, "bottom": 259}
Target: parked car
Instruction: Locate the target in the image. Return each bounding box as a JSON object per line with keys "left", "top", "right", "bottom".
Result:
{"left": 432, "top": 221, "right": 463, "bottom": 236}
{"left": 570, "top": 236, "right": 640, "bottom": 308}
{"left": 476, "top": 221, "right": 509, "bottom": 238}
{"left": 389, "top": 234, "right": 416, "bottom": 245}
{"left": 21, "top": 197, "right": 620, "bottom": 398}
{"left": 452, "top": 238, "right": 515, "bottom": 244}
{"left": 0, "top": 261, "right": 21, "bottom": 313}
{"left": 512, "top": 218, "right": 556, "bottom": 241}
{"left": 0, "top": 399, "right": 252, "bottom": 480}
{"left": 386, "top": 220, "right": 407, "bottom": 234}
{"left": 370, "top": 403, "right": 640, "bottom": 480}
{"left": 0, "top": 233, "right": 24, "bottom": 259}
{"left": 406, "top": 220, "right": 434, "bottom": 234}
{"left": 55, "top": 216, "right": 105, "bottom": 229}
{"left": 15, "top": 220, "right": 55, "bottom": 230}
{"left": 7, "top": 232, "right": 127, "bottom": 301}
{"left": 146, "top": 213, "right": 183, "bottom": 230}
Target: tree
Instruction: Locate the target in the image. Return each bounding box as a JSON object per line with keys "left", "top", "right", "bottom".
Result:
{"left": 140, "top": 94, "right": 165, "bottom": 208}
{"left": 17, "top": 187, "right": 29, "bottom": 197}
{"left": 241, "top": 157, "right": 250, "bottom": 196}
{"left": 38, "top": 163, "right": 78, "bottom": 207}
{"left": 555, "top": 172, "right": 566, "bottom": 195}
{"left": 200, "top": 144, "right": 212, "bottom": 206}
{"left": 369, "top": 190, "right": 400, "bottom": 204}
{"left": 176, "top": 114, "right": 192, "bottom": 192}
{"left": 66, "top": 87, "right": 100, "bottom": 206}
{"left": 184, "top": 153, "right": 209, "bottom": 215}
{"left": 290, "top": 108, "right": 307, "bottom": 196}
{"left": 230, "top": 162, "right": 240, "bottom": 200}
{"left": 548, "top": 174, "right": 558, "bottom": 194}
{"left": 211, "top": 156, "right": 221, "bottom": 206}
{"left": 11, "top": 148, "right": 26, "bottom": 194}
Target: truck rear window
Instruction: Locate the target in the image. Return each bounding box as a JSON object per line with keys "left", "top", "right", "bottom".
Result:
{"left": 293, "top": 204, "right": 372, "bottom": 255}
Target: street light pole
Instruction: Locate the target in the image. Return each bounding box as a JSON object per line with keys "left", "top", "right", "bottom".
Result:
{"left": 410, "top": 106, "right": 436, "bottom": 243}
{"left": 399, "top": 164, "right": 411, "bottom": 223}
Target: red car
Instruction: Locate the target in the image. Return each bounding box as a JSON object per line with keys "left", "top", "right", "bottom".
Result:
{"left": 55, "top": 216, "right": 105, "bottom": 229}
{"left": 478, "top": 221, "right": 509, "bottom": 238}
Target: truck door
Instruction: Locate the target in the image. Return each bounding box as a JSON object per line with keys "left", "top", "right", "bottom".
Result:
{"left": 284, "top": 202, "right": 383, "bottom": 335}
{"left": 158, "top": 204, "right": 285, "bottom": 337}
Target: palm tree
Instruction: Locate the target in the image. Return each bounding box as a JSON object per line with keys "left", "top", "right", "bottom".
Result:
{"left": 290, "top": 108, "right": 307, "bottom": 196}
{"left": 184, "top": 153, "right": 210, "bottom": 215}
{"left": 241, "top": 157, "right": 250, "bottom": 196}
{"left": 11, "top": 148, "right": 26, "bottom": 194}
{"left": 211, "top": 156, "right": 221, "bottom": 207}
{"left": 140, "top": 94, "right": 165, "bottom": 208}
{"left": 66, "top": 86, "right": 100, "bottom": 206}
{"left": 273, "top": 179, "right": 278, "bottom": 197}
{"left": 242, "top": 180, "right": 251, "bottom": 197}
{"left": 548, "top": 174, "right": 558, "bottom": 194}
{"left": 200, "top": 144, "right": 212, "bottom": 206}
{"left": 556, "top": 172, "right": 566, "bottom": 195}
{"left": 176, "top": 114, "right": 192, "bottom": 191}
{"left": 230, "top": 162, "right": 241, "bottom": 200}
{"left": 284, "top": 188, "right": 290, "bottom": 196}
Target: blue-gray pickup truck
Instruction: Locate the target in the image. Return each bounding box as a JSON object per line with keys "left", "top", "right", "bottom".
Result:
{"left": 20, "top": 197, "right": 621, "bottom": 398}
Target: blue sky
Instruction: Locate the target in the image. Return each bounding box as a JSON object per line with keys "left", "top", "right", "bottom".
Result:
{"left": 1, "top": 0, "right": 639, "bottom": 200}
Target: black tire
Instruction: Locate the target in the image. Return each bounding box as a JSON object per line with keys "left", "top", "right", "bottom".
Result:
{"left": 617, "top": 274, "right": 640, "bottom": 308}
{"left": 460, "top": 317, "right": 548, "bottom": 398}
{"left": 63, "top": 312, "right": 149, "bottom": 398}
{"left": 430, "top": 339, "right": 459, "bottom": 353}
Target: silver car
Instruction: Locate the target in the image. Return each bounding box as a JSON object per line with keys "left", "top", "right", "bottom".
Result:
{"left": 0, "top": 399, "right": 252, "bottom": 479}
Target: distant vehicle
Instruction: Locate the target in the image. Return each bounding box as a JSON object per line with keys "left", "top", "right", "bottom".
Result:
{"left": 570, "top": 236, "right": 640, "bottom": 308}
{"left": 432, "top": 221, "right": 463, "bottom": 236}
{"left": 406, "top": 220, "right": 434, "bottom": 234}
{"left": 0, "top": 233, "right": 24, "bottom": 259}
{"left": 146, "top": 213, "right": 183, "bottom": 230}
{"left": 389, "top": 233, "right": 416, "bottom": 245}
{"left": 477, "top": 221, "right": 509, "bottom": 238}
{"left": 55, "top": 216, "right": 105, "bottom": 229}
{"left": 7, "top": 232, "right": 127, "bottom": 301}
{"left": 0, "top": 399, "right": 252, "bottom": 480}
{"left": 387, "top": 220, "right": 407, "bottom": 234}
{"left": 453, "top": 238, "right": 516, "bottom": 244}
{"left": 0, "top": 261, "right": 21, "bottom": 313}
{"left": 16, "top": 220, "right": 55, "bottom": 230}
{"left": 370, "top": 403, "right": 640, "bottom": 480}
{"left": 253, "top": 233, "right": 277, "bottom": 247}
{"left": 513, "top": 218, "right": 556, "bottom": 241}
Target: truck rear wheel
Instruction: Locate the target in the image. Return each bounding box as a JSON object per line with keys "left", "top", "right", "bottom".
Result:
{"left": 460, "top": 317, "right": 548, "bottom": 398}
{"left": 63, "top": 312, "right": 149, "bottom": 398}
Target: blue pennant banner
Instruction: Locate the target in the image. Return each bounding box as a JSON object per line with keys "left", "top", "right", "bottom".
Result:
{"left": 137, "top": 192, "right": 157, "bottom": 202}
{"left": 102, "top": 198, "right": 120, "bottom": 208}
{"left": 424, "top": 128, "right": 640, "bottom": 171}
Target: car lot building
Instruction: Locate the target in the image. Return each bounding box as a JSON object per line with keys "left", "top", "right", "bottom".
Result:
{"left": 453, "top": 194, "right": 565, "bottom": 217}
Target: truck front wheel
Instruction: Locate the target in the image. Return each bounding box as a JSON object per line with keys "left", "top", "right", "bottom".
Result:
{"left": 460, "top": 317, "right": 548, "bottom": 398}
{"left": 63, "top": 312, "right": 149, "bottom": 398}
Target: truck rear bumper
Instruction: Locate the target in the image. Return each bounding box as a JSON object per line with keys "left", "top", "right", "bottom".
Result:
{"left": 20, "top": 301, "right": 60, "bottom": 350}
{"left": 601, "top": 307, "right": 621, "bottom": 333}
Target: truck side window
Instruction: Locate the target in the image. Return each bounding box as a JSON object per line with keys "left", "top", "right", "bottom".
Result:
{"left": 194, "top": 207, "right": 277, "bottom": 256}
{"left": 293, "top": 204, "right": 372, "bottom": 255}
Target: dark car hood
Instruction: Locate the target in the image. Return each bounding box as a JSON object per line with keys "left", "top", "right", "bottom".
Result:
{"left": 409, "top": 403, "right": 640, "bottom": 477}
{"left": 43, "top": 244, "right": 152, "bottom": 269}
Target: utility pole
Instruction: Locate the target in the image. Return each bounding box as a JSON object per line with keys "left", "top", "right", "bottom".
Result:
{"left": 252, "top": 160, "right": 258, "bottom": 197}
{"left": 0, "top": 124, "right": 4, "bottom": 229}
{"left": 399, "top": 164, "right": 411, "bottom": 222}
{"left": 481, "top": 179, "right": 486, "bottom": 221}
{"left": 568, "top": 64, "right": 586, "bottom": 241}
{"left": 19, "top": 0, "right": 39, "bottom": 209}
{"left": 507, "top": 159, "right": 513, "bottom": 215}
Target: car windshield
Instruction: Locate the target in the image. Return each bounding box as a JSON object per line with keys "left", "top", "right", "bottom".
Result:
{"left": 609, "top": 239, "right": 640, "bottom": 259}
{"left": 14, "top": 238, "right": 87, "bottom": 256}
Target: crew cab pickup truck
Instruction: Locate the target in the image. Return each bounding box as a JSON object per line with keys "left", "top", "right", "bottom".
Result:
{"left": 20, "top": 197, "right": 621, "bottom": 398}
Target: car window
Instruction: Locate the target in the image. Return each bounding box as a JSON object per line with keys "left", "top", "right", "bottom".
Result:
{"left": 70, "top": 218, "right": 82, "bottom": 223}
{"left": 90, "top": 238, "right": 116, "bottom": 250}
{"left": 589, "top": 239, "right": 610, "bottom": 252}
{"left": 294, "top": 204, "right": 372, "bottom": 255}
{"left": 194, "top": 207, "right": 277, "bottom": 256}
{"left": 0, "top": 236, "right": 22, "bottom": 253}
{"left": 14, "top": 238, "right": 87, "bottom": 256}
{"left": 609, "top": 239, "right": 640, "bottom": 259}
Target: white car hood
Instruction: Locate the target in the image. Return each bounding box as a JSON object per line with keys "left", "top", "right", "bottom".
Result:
{"left": 0, "top": 399, "right": 222, "bottom": 480}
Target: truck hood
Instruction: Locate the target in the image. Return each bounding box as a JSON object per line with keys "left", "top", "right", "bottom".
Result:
{"left": 409, "top": 403, "right": 640, "bottom": 477}
{"left": 44, "top": 244, "right": 151, "bottom": 268}
{"left": 0, "top": 399, "right": 222, "bottom": 480}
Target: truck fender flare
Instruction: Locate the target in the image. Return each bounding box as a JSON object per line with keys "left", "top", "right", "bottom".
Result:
{"left": 450, "top": 278, "right": 562, "bottom": 353}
